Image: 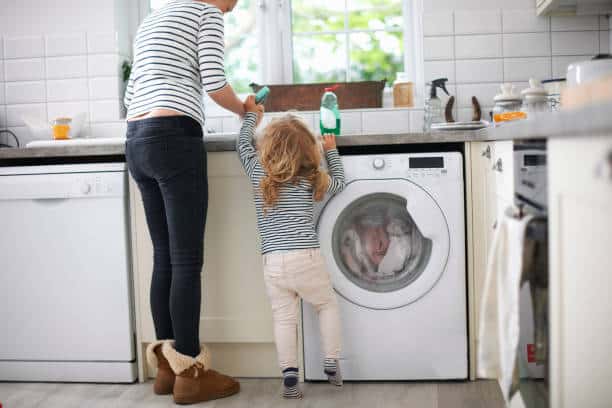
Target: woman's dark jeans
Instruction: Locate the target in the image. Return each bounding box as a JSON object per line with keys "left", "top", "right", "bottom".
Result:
{"left": 126, "top": 116, "right": 207, "bottom": 357}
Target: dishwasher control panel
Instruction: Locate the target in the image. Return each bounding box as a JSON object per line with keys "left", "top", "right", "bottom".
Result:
{"left": 0, "top": 168, "right": 126, "bottom": 201}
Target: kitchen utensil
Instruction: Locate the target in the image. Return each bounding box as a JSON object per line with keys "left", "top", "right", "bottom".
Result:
{"left": 21, "top": 112, "right": 87, "bottom": 140}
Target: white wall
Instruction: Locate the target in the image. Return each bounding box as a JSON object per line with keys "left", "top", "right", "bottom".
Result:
{"left": 0, "top": 0, "right": 136, "bottom": 145}
{"left": 0, "top": 0, "right": 117, "bottom": 34}
{"left": 422, "top": 1, "right": 610, "bottom": 122}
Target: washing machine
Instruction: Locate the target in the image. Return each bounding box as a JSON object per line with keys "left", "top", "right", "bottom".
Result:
{"left": 303, "top": 152, "right": 467, "bottom": 380}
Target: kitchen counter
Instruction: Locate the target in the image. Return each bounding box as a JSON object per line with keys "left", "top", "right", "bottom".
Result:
{"left": 1, "top": 102, "right": 611, "bottom": 162}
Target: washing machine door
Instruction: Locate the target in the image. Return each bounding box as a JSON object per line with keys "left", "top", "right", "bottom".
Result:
{"left": 317, "top": 178, "right": 450, "bottom": 310}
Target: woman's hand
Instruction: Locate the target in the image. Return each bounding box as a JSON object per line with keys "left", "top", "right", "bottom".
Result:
{"left": 322, "top": 134, "right": 337, "bottom": 151}
{"left": 244, "top": 95, "right": 265, "bottom": 126}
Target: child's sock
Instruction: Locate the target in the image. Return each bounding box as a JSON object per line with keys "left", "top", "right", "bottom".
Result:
{"left": 282, "top": 367, "right": 303, "bottom": 399}
{"left": 324, "top": 358, "right": 343, "bottom": 386}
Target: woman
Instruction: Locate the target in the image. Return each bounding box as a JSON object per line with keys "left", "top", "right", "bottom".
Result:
{"left": 124, "top": 0, "right": 244, "bottom": 404}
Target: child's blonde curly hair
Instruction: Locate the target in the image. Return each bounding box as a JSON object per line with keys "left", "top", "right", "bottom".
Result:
{"left": 258, "top": 114, "right": 329, "bottom": 210}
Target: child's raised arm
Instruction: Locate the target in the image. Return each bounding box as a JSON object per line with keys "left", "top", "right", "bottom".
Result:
{"left": 236, "top": 95, "right": 264, "bottom": 180}
{"left": 322, "top": 134, "right": 346, "bottom": 194}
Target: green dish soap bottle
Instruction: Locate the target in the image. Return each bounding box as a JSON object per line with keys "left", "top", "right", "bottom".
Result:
{"left": 320, "top": 85, "right": 341, "bottom": 135}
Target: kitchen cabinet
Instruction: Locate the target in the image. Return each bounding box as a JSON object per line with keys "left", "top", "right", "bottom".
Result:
{"left": 537, "top": 0, "right": 612, "bottom": 15}
{"left": 468, "top": 140, "right": 514, "bottom": 379}
{"left": 548, "top": 136, "right": 612, "bottom": 407}
{"left": 130, "top": 152, "right": 279, "bottom": 379}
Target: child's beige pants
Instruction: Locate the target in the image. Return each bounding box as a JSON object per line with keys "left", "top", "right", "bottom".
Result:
{"left": 262, "top": 248, "right": 341, "bottom": 370}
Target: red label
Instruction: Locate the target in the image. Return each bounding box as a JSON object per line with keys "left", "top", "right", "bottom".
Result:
{"left": 527, "top": 344, "right": 536, "bottom": 363}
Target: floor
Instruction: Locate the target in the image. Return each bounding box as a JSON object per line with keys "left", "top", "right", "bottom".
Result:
{"left": 0, "top": 379, "right": 505, "bottom": 408}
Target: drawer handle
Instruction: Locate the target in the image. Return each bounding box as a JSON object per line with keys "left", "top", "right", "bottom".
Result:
{"left": 492, "top": 158, "right": 503, "bottom": 172}
{"left": 482, "top": 145, "right": 491, "bottom": 159}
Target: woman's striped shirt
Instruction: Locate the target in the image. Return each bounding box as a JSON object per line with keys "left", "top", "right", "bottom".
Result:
{"left": 237, "top": 113, "right": 346, "bottom": 254}
{"left": 124, "top": 0, "right": 227, "bottom": 125}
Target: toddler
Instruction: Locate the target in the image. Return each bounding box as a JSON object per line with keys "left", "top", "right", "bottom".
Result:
{"left": 237, "top": 95, "right": 346, "bottom": 398}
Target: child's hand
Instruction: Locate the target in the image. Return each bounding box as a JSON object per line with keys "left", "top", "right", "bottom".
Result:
{"left": 322, "top": 134, "right": 337, "bottom": 151}
{"left": 244, "top": 95, "right": 265, "bottom": 126}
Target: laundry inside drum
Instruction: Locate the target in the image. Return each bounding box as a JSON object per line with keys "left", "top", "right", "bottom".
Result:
{"left": 331, "top": 193, "right": 432, "bottom": 293}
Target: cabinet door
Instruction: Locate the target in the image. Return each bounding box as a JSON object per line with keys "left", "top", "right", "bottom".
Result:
{"left": 549, "top": 137, "right": 612, "bottom": 408}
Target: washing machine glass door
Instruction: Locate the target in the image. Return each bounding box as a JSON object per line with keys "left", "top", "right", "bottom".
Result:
{"left": 318, "top": 179, "right": 450, "bottom": 310}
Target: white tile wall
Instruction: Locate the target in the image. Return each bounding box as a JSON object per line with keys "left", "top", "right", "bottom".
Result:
{"left": 455, "top": 35, "right": 502, "bottom": 59}
{"left": 45, "top": 33, "right": 87, "bottom": 57}
{"left": 4, "top": 59, "right": 45, "bottom": 82}
{"left": 87, "top": 54, "right": 121, "bottom": 77}
{"left": 502, "top": 10, "right": 550, "bottom": 33}
{"left": 423, "top": 12, "right": 454, "bottom": 36}
{"left": 87, "top": 32, "right": 120, "bottom": 54}
{"left": 46, "top": 56, "right": 88, "bottom": 79}
{"left": 504, "top": 57, "right": 551, "bottom": 82}
{"left": 551, "top": 31, "right": 600, "bottom": 56}
{"left": 89, "top": 122, "right": 127, "bottom": 138}
{"left": 456, "top": 59, "right": 503, "bottom": 83}
{"left": 361, "top": 110, "right": 411, "bottom": 134}
{"left": 89, "top": 77, "right": 121, "bottom": 100}
{"left": 0, "top": 84, "right": 4, "bottom": 105}
{"left": 4, "top": 36, "right": 45, "bottom": 59}
{"left": 47, "top": 101, "right": 90, "bottom": 122}
{"left": 46, "top": 79, "right": 89, "bottom": 102}
{"left": 90, "top": 100, "right": 122, "bottom": 122}
{"left": 503, "top": 33, "right": 551, "bottom": 57}
{"left": 0, "top": 106, "right": 6, "bottom": 129}
{"left": 601, "top": 31, "right": 610, "bottom": 54}
{"left": 6, "top": 104, "right": 47, "bottom": 127}
{"left": 424, "top": 60, "right": 455, "bottom": 83}
{"left": 0, "top": 61, "right": 3, "bottom": 82}
{"left": 454, "top": 10, "right": 501, "bottom": 34}
{"left": 601, "top": 16, "right": 610, "bottom": 30}
{"left": 551, "top": 16, "right": 600, "bottom": 32}
{"left": 424, "top": 37, "right": 454, "bottom": 60}
{"left": 5, "top": 82, "right": 46, "bottom": 104}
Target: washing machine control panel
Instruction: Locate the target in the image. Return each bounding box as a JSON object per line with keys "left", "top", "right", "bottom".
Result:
{"left": 372, "top": 158, "right": 386, "bottom": 169}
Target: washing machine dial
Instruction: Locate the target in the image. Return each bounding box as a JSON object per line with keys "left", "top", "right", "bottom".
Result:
{"left": 372, "top": 158, "right": 385, "bottom": 170}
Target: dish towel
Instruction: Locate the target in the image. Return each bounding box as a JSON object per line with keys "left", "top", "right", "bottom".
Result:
{"left": 478, "top": 210, "right": 533, "bottom": 406}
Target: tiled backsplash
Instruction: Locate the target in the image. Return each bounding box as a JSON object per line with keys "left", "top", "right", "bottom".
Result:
{"left": 0, "top": 32, "right": 128, "bottom": 145}
{"left": 424, "top": 10, "right": 610, "bottom": 122}
{"left": 0, "top": 11, "right": 609, "bottom": 144}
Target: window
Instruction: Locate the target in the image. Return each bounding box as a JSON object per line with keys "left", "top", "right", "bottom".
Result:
{"left": 291, "top": 0, "right": 405, "bottom": 84}
{"left": 140, "top": 0, "right": 422, "bottom": 104}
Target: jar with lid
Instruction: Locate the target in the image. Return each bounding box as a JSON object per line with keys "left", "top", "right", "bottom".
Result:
{"left": 393, "top": 72, "right": 414, "bottom": 108}
{"left": 521, "top": 78, "right": 549, "bottom": 115}
{"left": 493, "top": 83, "right": 523, "bottom": 124}
{"left": 52, "top": 117, "right": 72, "bottom": 140}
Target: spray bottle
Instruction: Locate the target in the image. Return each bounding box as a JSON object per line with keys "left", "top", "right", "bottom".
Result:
{"left": 423, "top": 78, "right": 450, "bottom": 132}
{"left": 320, "top": 85, "right": 341, "bottom": 135}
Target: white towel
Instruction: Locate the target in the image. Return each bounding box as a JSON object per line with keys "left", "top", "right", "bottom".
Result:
{"left": 477, "top": 210, "right": 532, "bottom": 405}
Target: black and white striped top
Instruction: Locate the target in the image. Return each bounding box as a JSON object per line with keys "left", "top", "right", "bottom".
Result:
{"left": 237, "top": 113, "right": 346, "bottom": 254}
{"left": 124, "top": 0, "right": 227, "bottom": 125}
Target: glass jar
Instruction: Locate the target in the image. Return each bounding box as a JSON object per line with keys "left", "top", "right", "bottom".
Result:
{"left": 493, "top": 84, "right": 523, "bottom": 125}
{"left": 52, "top": 117, "right": 72, "bottom": 140}
{"left": 521, "top": 79, "right": 549, "bottom": 115}
{"left": 392, "top": 72, "right": 414, "bottom": 108}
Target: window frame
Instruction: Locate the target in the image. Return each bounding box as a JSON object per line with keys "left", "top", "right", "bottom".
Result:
{"left": 136, "top": 0, "right": 424, "bottom": 105}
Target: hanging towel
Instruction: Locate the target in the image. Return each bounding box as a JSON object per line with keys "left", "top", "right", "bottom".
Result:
{"left": 478, "top": 209, "right": 533, "bottom": 405}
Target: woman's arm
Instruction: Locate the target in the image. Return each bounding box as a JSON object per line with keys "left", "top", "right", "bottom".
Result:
{"left": 322, "top": 134, "right": 346, "bottom": 194}
{"left": 198, "top": 8, "right": 245, "bottom": 117}
{"left": 209, "top": 84, "right": 246, "bottom": 117}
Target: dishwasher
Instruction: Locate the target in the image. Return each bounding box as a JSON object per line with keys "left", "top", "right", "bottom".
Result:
{"left": 0, "top": 162, "right": 137, "bottom": 382}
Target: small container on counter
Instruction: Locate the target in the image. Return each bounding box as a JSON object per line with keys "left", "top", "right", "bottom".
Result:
{"left": 541, "top": 78, "right": 566, "bottom": 112}
{"left": 52, "top": 117, "right": 72, "bottom": 140}
{"left": 521, "top": 78, "right": 549, "bottom": 115}
{"left": 392, "top": 72, "right": 414, "bottom": 108}
{"left": 492, "top": 83, "right": 524, "bottom": 125}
